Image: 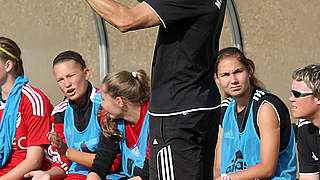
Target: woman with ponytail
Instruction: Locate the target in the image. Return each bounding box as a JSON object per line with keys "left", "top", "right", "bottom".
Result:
{"left": 0, "top": 37, "right": 53, "bottom": 179}
{"left": 214, "top": 47, "right": 297, "bottom": 180}
{"left": 87, "top": 69, "right": 150, "bottom": 180}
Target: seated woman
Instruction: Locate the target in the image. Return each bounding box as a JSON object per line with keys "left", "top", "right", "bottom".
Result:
{"left": 87, "top": 70, "right": 150, "bottom": 180}
{"left": 24, "top": 51, "right": 120, "bottom": 179}
{"left": 0, "top": 37, "right": 53, "bottom": 179}
{"left": 214, "top": 47, "right": 297, "bottom": 180}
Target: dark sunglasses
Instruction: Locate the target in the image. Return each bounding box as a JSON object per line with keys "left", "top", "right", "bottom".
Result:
{"left": 291, "top": 89, "right": 313, "bottom": 98}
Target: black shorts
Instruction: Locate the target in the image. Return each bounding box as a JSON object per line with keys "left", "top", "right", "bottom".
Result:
{"left": 149, "top": 109, "right": 220, "bottom": 180}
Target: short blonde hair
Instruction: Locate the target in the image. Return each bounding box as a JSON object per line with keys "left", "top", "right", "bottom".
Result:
{"left": 292, "top": 64, "right": 320, "bottom": 98}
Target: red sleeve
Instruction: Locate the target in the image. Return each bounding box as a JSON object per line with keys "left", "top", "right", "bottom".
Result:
{"left": 22, "top": 90, "right": 53, "bottom": 147}
{"left": 125, "top": 103, "right": 150, "bottom": 159}
{"left": 99, "top": 109, "right": 108, "bottom": 126}
{"left": 48, "top": 114, "right": 71, "bottom": 173}
{"left": 108, "top": 153, "right": 122, "bottom": 173}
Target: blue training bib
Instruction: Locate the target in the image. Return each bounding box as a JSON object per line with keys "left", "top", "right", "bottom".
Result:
{"left": 106, "top": 112, "right": 149, "bottom": 179}
{"left": 64, "top": 90, "right": 102, "bottom": 175}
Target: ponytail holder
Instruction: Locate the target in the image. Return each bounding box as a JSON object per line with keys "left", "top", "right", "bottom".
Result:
{"left": 0, "top": 46, "right": 18, "bottom": 61}
{"left": 132, "top": 72, "right": 137, "bottom": 79}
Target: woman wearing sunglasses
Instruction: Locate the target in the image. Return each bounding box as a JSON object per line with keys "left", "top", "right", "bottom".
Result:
{"left": 290, "top": 64, "right": 320, "bottom": 180}
{"left": 214, "top": 47, "right": 297, "bottom": 180}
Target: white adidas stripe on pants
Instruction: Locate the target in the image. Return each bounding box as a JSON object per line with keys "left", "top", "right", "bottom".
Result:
{"left": 157, "top": 145, "right": 175, "bottom": 180}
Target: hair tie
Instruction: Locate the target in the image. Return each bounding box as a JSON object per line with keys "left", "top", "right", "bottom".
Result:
{"left": 0, "top": 46, "right": 18, "bottom": 61}
{"left": 132, "top": 72, "right": 137, "bottom": 79}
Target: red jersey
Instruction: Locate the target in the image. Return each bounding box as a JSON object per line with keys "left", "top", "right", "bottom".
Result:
{"left": 0, "top": 84, "right": 53, "bottom": 175}
{"left": 125, "top": 102, "right": 150, "bottom": 159}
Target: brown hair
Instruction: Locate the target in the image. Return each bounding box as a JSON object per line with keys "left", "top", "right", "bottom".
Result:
{"left": 215, "top": 47, "right": 265, "bottom": 92}
{"left": 98, "top": 108, "right": 124, "bottom": 140}
{"left": 53, "top": 50, "right": 86, "bottom": 69}
{"left": 0, "top": 37, "right": 24, "bottom": 77}
{"left": 101, "top": 69, "right": 150, "bottom": 139}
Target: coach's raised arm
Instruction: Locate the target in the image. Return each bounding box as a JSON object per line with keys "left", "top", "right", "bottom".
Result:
{"left": 86, "top": 0, "right": 160, "bottom": 32}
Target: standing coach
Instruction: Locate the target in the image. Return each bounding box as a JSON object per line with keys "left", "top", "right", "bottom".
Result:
{"left": 86, "top": 0, "right": 226, "bottom": 179}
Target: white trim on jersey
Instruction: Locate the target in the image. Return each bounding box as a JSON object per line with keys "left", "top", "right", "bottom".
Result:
{"left": 221, "top": 97, "right": 232, "bottom": 108}
{"left": 252, "top": 90, "right": 281, "bottom": 127}
{"left": 90, "top": 87, "right": 98, "bottom": 102}
{"left": 22, "top": 84, "right": 44, "bottom": 116}
{"left": 157, "top": 145, "right": 175, "bottom": 180}
{"left": 0, "top": 100, "right": 5, "bottom": 110}
{"left": 25, "top": 84, "right": 44, "bottom": 116}
{"left": 47, "top": 145, "right": 69, "bottom": 171}
{"left": 51, "top": 100, "right": 68, "bottom": 116}
{"left": 253, "top": 90, "right": 265, "bottom": 101}
{"left": 298, "top": 119, "right": 311, "bottom": 128}
{"left": 148, "top": 105, "right": 220, "bottom": 117}
{"left": 256, "top": 100, "right": 281, "bottom": 127}
{"left": 143, "top": 1, "right": 166, "bottom": 28}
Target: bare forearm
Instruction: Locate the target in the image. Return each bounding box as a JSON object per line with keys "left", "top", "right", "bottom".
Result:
{"left": 24, "top": 167, "right": 66, "bottom": 180}
{"left": 66, "top": 148, "right": 96, "bottom": 168}
{"left": 86, "top": 0, "right": 160, "bottom": 32}
{"left": 46, "top": 167, "right": 66, "bottom": 180}
{"left": 87, "top": 0, "right": 132, "bottom": 31}
{"left": 226, "top": 163, "right": 276, "bottom": 180}
{"left": 0, "top": 158, "right": 41, "bottom": 180}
